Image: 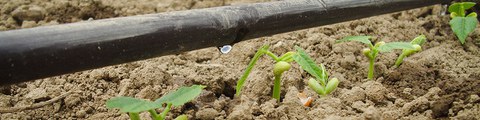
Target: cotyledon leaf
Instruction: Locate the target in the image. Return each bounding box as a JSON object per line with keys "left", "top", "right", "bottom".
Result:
{"left": 155, "top": 85, "right": 205, "bottom": 107}
{"left": 106, "top": 96, "right": 161, "bottom": 113}
{"left": 448, "top": 2, "right": 476, "bottom": 16}
{"left": 107, "top": 85, "right": 205, "bottom": 113}
{"left": 293, "top": 46, "right": 328, "bottom": 85}
{"left": 410, "top": 35, "right": 427, "bottom": 45}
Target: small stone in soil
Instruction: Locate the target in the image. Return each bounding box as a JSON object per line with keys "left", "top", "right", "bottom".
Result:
{"left": 76, "top": 110, "right": 87, "bottom": 118}
{"left": 25, "top": 88, "right": 48, "bottom": 101}
{"left": 363, "top": 106, "right": 381, "bottom": 120}
{"left": 64, "top": 93, "right": 82, "bottom": 108}
{"left": 21, "top": 20, "right": 37, "bottom": 28}
{"left": 467, "top": 95, "right": 480, "bottom": 103}
{"left": 431, "top": 95, "right": 454, "bottom": 118}
{"left": 195, "top": 108, "right": 219, "bottom": 120}
{"left": 340, "top": 87, "right": 366, "bottom": 105}
{"left": 362, "top": 81, "right": 387, "bottom": 103}
{"left": 11, "top": 5, "right": 46, "bottom": 22}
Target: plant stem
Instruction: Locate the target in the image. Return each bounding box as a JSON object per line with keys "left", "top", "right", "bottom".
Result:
{"left": 129, "top": 112, "right": 141, "bottom": 120}
{"left": 394, "top": 53, "right": 406, "bottom": 68}
{"left": 273, "top": 74, "right": 282, "bottom": 101}
{"left": 265, "top": 51, "right": 279, "bottom": 61}
{"left": 148, "top": 109, "right": 162, "bottom": 120}
{"left": 460, "top": 5, "right": 465, "bottom": 17}
{"left": 368, "top": 58, "right": 375, "bottom": 80}
{"left": 236, "top": 45, "right": 269, "bottom": 96}
{"left": 160, "top": 103, "right": 173, "bottom": 120}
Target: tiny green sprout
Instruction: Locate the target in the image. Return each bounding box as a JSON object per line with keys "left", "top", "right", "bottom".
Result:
{"left": 394, "top": 35, "right": 427, "bottom": 67}
{"left": 448, "top": 2, "right": 478, "bottom": 44}
{"left": 336, "top": 36, "right": 415, "bottom": 80}
{"left": 106, "top": 85, "right": 205, "bottom": 120}
{"left": 235, "top": 45, "right": 295, "bottom": 101}
{"left": 293, "top": 47, "right": 339, "bottom": 96}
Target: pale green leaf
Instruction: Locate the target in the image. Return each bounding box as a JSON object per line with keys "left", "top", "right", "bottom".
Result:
{"left": 174, "top": 115, "right": 188, "bottom": 120}
{"left": 410, "top": 35, "right": 427, "bottom": 45}
{"left": 450, "top": 17, "right": 478, "bottom": 44}
{"left": 336, "top": 36, "right": 373, "bottom": 46}
{"left": 236, "top": 45, "right": 269, "bottom": 96}
{"left": 155, "top": 85, "right": 205, "bottom": 107}
{"left": 325, "top": 78, "right": 340, "bottom": 94}
{"left": 293, "top": 46, "right": 327, "bottom": 85}
{"left": 448, "top": 2, "right": 476, "bottom": 16}
{"left": 106, "top": 96, "right": 160, "bottom": 113}
{"left": 378, "top": 42, "right": 415, "bottom": 52}
{"left": 308, "top": 78, "right": 325, "bottom": 95}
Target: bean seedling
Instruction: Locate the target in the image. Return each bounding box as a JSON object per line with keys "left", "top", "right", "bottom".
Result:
{"left": 336, "top": 36, "right": 415, "bottom": 79}
{"left": 449, "top": 2, "right": 478, "bottom": 44}
{"left": 293, "top": 46, "right": 339, "bottom": 96}
{"left": 106, "top": 85, "right": 205, "bottom": 120}
{"left": 235, "top": 45, "right": 295, "bottom": 101}
{"left": 394, "top": 35, "right": 426, "bottom": 67}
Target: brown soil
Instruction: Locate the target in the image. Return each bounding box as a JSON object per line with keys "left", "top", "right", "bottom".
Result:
{"left": 1, "top": 0, "right": 480, "bottom": 120}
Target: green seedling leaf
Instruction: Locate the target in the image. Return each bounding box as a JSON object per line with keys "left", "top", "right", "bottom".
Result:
{"left": 107, "top": 85, "right": 205, "bottom": 113}
{"left": 377, "top": 42, "right": 415, "bottom": 52}
{"left": 155, "top": 85, "right": 205, "bottom": 107}
{"left": 293, "top": 46, "right": 328, "bottom": 85}
{"left": 467, "top": 12, "right": 477, "bottom": 18}
{"left": 174, "top": 115, "right": 188, "bottom": 120}
{"left": 410, "top": 35, "right": 426, "bottom": 45}
{"left": 325, "top": 78, "right": 340, "bottom": 94}
{"left": 106, "top": 97, "right": 160, "bottom": 113}
{"left": 448, "top": 2, "right": 476, "bottom": 16}
{"left": 450, "top": 17, "right": 478, "bottom": 44}
{"left": 336, "top": 36, "right": 373, "bottom": 46}
{"left": 319, "top": 64, "right": 328, "bottom": 83}
{"left": 236, "top": 45, "right": 269, "bottom": 96}
{"left": 394, "top": 35, "right": 427, "bottom": 67}
{"left": 308, "top": 78, "right": 326, "bottom": 95}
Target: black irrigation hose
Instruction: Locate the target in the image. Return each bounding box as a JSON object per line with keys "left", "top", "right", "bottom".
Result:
{"left": 0, "top": 0, "right": 450, "bottom": 86}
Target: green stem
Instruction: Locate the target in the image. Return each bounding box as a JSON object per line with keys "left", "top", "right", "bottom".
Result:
{"left": 460, "top": 5, "right": 465, "bottom": 17}
{"left": 368, "top": 58, "right": 375, "bottom": 80}
{"left": 394, "top": 53, "right": 406, "bottom": 68}
{"left": 273, "top": 74, "right": 282, "bottom": 101}
{"left": 160, "top": 103, "right": 173, "bottom": 120}
{"left": 236, "top": 45, "right": 269, "bottom": 96}
{"left": 148, "top": 109, "right": 162, "bottom": 120}
{"left": 265, "top": 51, "right": 279, "bottom": 61}
{"left": 129, "top": 112, "right": 141, "bottom": 120}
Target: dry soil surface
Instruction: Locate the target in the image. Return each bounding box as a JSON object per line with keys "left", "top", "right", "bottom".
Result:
{"left": 1, "top": 0, "right": 480, "bottom": 120}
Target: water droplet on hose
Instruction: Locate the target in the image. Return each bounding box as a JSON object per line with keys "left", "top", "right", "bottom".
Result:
{"left": 218, "top": 45, "right": 232, "bottom": 54}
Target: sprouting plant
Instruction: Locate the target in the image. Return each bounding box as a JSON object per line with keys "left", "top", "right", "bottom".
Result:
{"left": 235, "top": 45, "right": 343, "bottom": 101}
{"left": 293, "top": 46, "right": 339, "bottom": 96}
{"left": 336, "top": 36, "right": 415, "bottom": 80}
{"left": 235, "top": 45, "right": 295, "bottom": 101}
{"left": 394, "top": 35, "right": 427, "bottom": 67}
{"left": 106, "top": 85, "right": 205, "bottom": 120}
{"left": 449, "top": 2, "right": 478, "bottom": 44}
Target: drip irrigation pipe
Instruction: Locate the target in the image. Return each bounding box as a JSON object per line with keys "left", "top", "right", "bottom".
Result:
{"left": 0, "top": 0, "right": 450, "bottom": 85}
